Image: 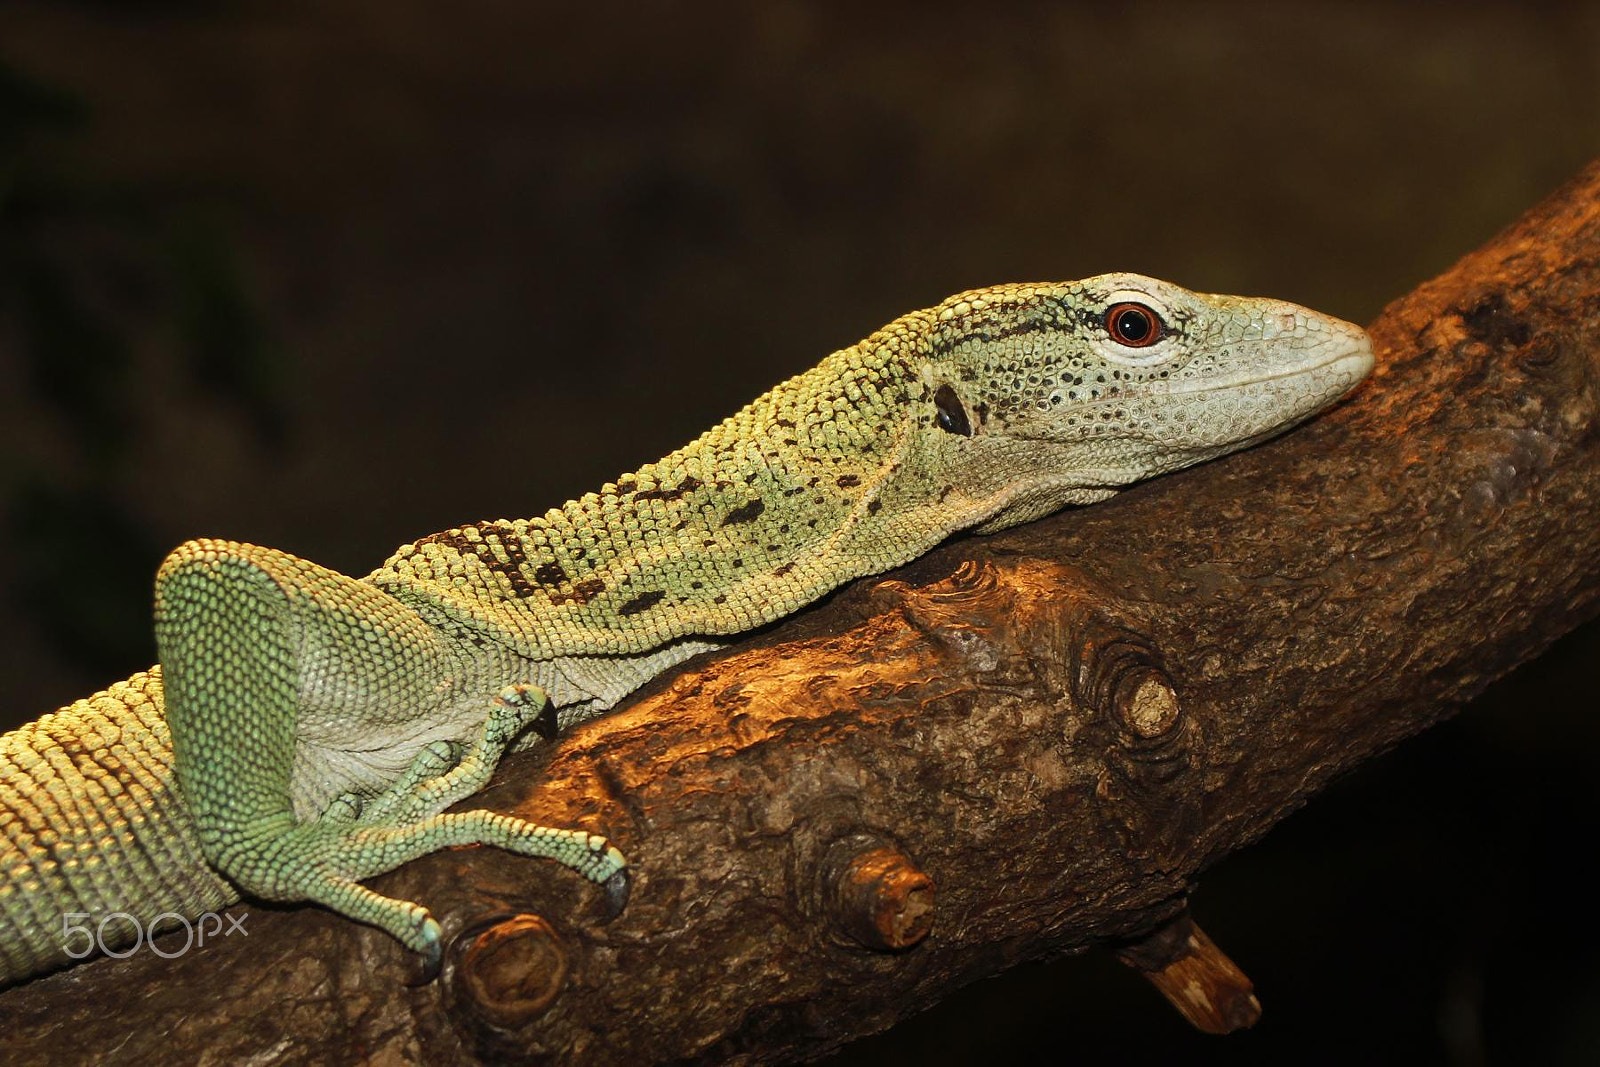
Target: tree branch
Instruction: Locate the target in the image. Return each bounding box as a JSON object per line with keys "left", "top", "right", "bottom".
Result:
{"left": 5, "top": 160, "right": 1600, "bottom": 1065}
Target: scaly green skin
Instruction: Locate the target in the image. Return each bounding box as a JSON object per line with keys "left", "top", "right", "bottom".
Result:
{"left": 0, "top": 672, "right": 236, "bottom": 981}
{"left": 0, "top": 274, "right": 1373, "bottom": 986}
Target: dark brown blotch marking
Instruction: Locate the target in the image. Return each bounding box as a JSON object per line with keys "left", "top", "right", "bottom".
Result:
{"left": 419, "top": 527, "right": 547, "bottom": 598}
{"left": 551, "top": 578, "right": 607, "bottom": 606}
{"left": 722, "top": 498, "right": 766, "bottom": 526}
{"left": 837, "top": 475, "right": 860, "bottom": 488}
{"left": 633, "top": 475, "right": 703, "bottom": 502}
{"left": 416, "top": 529, "right": 474, "bottom": 554}
{"left": 618, "top": 590, "right": 666, "bottom": 616}
{"left": 533, "top": 561, "right": 569, "bottom": 586}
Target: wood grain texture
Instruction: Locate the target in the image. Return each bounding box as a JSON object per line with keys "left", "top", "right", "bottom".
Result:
{"left": 4, "top": 161, "right": 1599, "bottom": 1065}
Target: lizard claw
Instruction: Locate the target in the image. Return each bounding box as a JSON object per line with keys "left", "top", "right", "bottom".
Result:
{"left": 404, "top": 920, "right": 445, "bottom": 986}
{"left": 602, "top": 868, "right": 631, "bottom": 919}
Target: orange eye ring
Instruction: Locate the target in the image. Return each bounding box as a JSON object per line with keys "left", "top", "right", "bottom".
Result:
{"left": 1105, "top": 302, "right": 1164, "bottom": 348}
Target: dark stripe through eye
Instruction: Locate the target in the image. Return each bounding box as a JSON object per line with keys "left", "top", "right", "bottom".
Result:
{"left": 934, "top": 384, "right": 972, "bottom": 436}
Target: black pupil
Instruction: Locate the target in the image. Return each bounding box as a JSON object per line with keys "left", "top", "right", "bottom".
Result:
{"left": 1116, "top": 308, "right": 1151, "bottom": 341}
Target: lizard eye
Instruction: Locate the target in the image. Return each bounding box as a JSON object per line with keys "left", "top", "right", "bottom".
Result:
{"left": 933, "top": 384, "right": 972, "bottom": 436}
{"left": 1105, "top": 303, "right": 1164, "bottom": 348}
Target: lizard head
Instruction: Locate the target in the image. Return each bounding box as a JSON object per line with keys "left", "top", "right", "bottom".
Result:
{"left": 904, "top": 272, "right": 1374, "bottom": 531}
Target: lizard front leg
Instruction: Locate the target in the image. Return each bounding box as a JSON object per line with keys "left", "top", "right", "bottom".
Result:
{"left": 322, "top": 740, "right": 463, "bottom": 824}
{"left": 330, "top": 684, "right": 549, "bottom": 826}
{"left": 153, "top": 539, "right": 625, "bottom": 975}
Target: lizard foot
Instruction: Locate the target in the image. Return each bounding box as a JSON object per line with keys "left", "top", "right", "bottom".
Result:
{"left": 253, "top": 811, "right": 626, "bottom": 976}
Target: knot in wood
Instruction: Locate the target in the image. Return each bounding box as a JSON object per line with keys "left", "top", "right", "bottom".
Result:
{"left": 1116, "top": 672, "right": 1180, "bottom": 739}
{"left": 1072, "top": 623, "right": 1181, "bottom": 741}
{"left": 825, "top": 845, "right": 935, "bottom": 951}
{"left": 453, "top": 914, "right": 568, "bottom": 1029}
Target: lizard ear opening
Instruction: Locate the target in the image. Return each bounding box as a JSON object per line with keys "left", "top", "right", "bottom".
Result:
{"left": 934, "top": 384, "right": 973, "bottom": 436}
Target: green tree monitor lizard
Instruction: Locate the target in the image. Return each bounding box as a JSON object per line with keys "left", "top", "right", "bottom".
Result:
{"left": 0, "top": 274, "right": 1373, "bottom": 986}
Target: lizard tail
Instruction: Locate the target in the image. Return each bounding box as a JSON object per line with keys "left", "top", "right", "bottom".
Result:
{"left": 0, "top": 669, "right": 237, "bottom": 987}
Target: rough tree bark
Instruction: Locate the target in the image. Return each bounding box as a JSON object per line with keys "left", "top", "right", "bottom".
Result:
{"left": 3, "top": 161, "right": 1598, "bottom": 1065}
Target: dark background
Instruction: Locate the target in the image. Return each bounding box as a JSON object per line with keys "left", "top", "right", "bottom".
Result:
{"left": 2, "top": 2, "right": 1597, "bottom": 1063}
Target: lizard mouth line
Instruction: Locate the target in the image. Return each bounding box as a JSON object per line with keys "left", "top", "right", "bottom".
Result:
{"left": 1014, "top": 346, "right": 1374, "bottom": 449}
{"left": 1037, "top": 347, "right": 1373, "bottom": 430}
{"left": 1164, "top": 347, "right": 1375, "bottom": 397}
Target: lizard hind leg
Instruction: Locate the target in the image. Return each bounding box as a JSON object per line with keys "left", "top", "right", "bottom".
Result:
{"left": 155, "top": 539, "right": 627, "bottom": 977}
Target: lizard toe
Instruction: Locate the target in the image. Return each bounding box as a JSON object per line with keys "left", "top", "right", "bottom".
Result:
{"left": 404, "top": 917, "right": 445, "bottom": 986}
